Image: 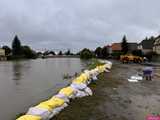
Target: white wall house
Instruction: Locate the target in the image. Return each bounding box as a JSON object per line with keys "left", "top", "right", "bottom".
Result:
{"left": 0, "top": 48, "right": 6, "bottom": 61}
{"left": 138, "top": 39, "right": 155, "bottom": 55}
{"left": 153, "top": 37, "right": 160, "bottom": 55}
{"left": 0, "top": 48, "right": 5, "bottom": 56}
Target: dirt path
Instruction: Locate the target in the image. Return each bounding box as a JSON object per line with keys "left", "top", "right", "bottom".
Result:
{"left": 53, "top": 61, "right": 160, "bottom": 120}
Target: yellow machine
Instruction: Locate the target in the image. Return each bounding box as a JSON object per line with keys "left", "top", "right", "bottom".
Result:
{"left": 120, "top": 54, "right": 143, "bottom": 63}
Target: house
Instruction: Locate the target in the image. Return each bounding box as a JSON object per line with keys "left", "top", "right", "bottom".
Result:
{"left": 0, "top": 48, "right": 6, "bottom": 61}
{"left": 138, "top": 39, "right": 155, "bottom": 54}
{"left": 104, "top": 45, "right": 112, "bottom": 54}
{"left": 111, "top": 43, "right": 122, "bottom": 53}
{"left": 111, "top": 42, "right": 138, "bottom": 53}
{"left": 153, "top": 36, "right": 160, "bottom": 55}
{"left": 0, "top": 48, "right": 5, "bottom": 56}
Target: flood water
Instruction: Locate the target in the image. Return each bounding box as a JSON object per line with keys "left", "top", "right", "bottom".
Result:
{"left": 0, "top": 58, "right": 86, "bottom": 120}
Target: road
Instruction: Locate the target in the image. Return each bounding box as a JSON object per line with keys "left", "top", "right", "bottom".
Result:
{"left": 53, "top": 61, "right": 160, "bottom": 120}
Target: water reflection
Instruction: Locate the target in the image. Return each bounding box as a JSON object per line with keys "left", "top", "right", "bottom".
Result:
{"left": 12, "top": 61, "right": 31, "bottom": 85}
{"left": 12, "top": 61, "right": 23, "bottom": 85}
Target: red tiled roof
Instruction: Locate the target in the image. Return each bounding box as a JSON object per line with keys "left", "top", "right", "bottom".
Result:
{"left": 111, "top": 43, "right": 122, "bottom": 51}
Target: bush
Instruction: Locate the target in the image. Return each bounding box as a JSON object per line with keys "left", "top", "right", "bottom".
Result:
{"left": 111, "top": 52, "right": 123, "bottom": 59}
{"left": 132, "top": 50, "right": 143, "bottom": 57}
{"left": 80, "top": 48, "right": 95, "bottom": 59}
{"left": 21, "top": 46, "right": 37, "bottom": 59}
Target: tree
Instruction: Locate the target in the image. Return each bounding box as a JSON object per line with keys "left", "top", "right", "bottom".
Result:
{"left": 101, "top": 47, "right": 109, "bottom": 58}
{"left": 121, "top": 35, "right": 128, "bottom": 54}
{"left": 94, "top": 47, "right": 102, "bottom": 58}
{"left": 12, "top": 35, "right": 22, "bottom": 56}
{"left": 80, "top": 48, "right": 95, "bottom": 59}
{"left": 65, "top": 49, "right": 71, "bottom": 55}
{"left": 49, "top": 51, "right": 56, "bottom": 55}
{"left": 2, "top": 45, "right": 11, "bottom": 55}
{"left": 58, "top": 51, "right": 63, "bottom": 55}
{"left": 21, "top": 45, "right": 37, "bottom": 58}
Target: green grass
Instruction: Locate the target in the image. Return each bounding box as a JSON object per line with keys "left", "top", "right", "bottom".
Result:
{"left": 87, "top": 59, "right": 105, "bottom": 70}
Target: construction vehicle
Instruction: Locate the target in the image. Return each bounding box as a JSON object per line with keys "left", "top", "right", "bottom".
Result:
{"left": 120, "top": 54, "right": 143, "bottom": 63}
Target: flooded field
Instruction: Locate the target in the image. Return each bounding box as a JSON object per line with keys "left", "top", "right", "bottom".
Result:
{"left": 54, "top": 61, "right": 160, "bottom": 120}
{"left": 0, "top": 58, "right": 86, "bottom": 120}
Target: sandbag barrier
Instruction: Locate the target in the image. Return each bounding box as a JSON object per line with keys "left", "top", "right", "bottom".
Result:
{"left": 17, "top": 60, "right": 112, "bottom": 120}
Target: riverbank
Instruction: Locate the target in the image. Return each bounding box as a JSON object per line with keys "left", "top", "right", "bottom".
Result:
{"left": 53, "top": 61, "right": 160, "bottom": 120}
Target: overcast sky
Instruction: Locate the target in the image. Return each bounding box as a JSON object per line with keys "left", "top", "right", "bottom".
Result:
{"left": 0, "top": 0, "right": 160, "bottom": 52}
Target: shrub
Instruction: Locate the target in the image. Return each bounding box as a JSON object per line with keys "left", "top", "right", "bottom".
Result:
{"left": 80, "top": 48, "right": 95, "bottom": 59}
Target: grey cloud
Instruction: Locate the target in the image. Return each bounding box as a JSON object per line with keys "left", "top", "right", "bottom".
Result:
{"left": 0, "top": 0, "right": 160, "bottom": 52}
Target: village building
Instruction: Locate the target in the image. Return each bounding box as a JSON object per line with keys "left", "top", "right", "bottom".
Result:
{"left": 138, "top": 39, "right": 155, "bottom": 54}
{"left": 111, "top": 42, "right": 138, "bottom": 53}
{"left": 153, "top": 36, "right": 160, "bottom": 55}
{"left": 111, "top": 43, "right": 122, "bottom": 53}
{"left": 0, "top": 48, "right": 7, "bottom": 61}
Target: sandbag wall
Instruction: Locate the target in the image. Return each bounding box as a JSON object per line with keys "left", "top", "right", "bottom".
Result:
{"left": 17, "top": 60, "right": 112, "bottom": 120}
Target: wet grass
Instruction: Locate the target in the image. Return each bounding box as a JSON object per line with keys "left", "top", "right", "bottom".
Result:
{"left": 87, "top": 59, "right": 105, "bottom": 70}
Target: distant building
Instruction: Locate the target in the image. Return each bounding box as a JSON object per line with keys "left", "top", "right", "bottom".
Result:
{"left": 111, "top": 42, "right": 138, "bottom": 53}
{"left": 104, "top": 45, "right": 112, "bottom": 54}
{"left": 0, "top": 48, "right": 5, "bottom": 56}
{"left": 111, "top": 43, "right": 122, "bottom": 53}
{"left": 153, "top": 36, "right": 160, "bottom": 55}
{"left": 138, "top": 39, "right": 155, "bottom": 54}
{"left": 0, "top": 48, "right": 6, "bottom": 61}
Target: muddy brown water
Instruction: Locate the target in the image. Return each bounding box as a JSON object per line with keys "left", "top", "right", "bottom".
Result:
{"left": 0, "top": 58, "right": 86, "bottom": 120}
{"left": 54, "top": 61, "right": 160, "bottom": 120}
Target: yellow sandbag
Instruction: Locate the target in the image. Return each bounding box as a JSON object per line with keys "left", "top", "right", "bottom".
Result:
{"left": 84, "top": 71, "right": 90, "bottom": 79}
{"left": 73, "top": 77, "right": 85, "bottom": 84}
{"left": 80, "top": 73, "right": 88, "bottom": 81}
{"left": 16, "top": 115, "right": 41, "bottom": 120}
{"left": 96, "top": 65, "right": 105, "bottom": 73}
{"left": 35, "top": 102, "right": 52, "bottom": 111}
{"left": 72, "top": 79, "right": 83, "bottom": 84}
{"left": 36, "top": 98, "right": 64, "bottom": 111}
{"left": 59, "top": 87, "right": 74, "bottom": 96}
{"left": 49, "top": 97, "right": 65, "bottom": 107}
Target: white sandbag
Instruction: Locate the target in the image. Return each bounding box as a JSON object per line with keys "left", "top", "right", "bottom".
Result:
{"left": 93, "top": 68, "right": 99, "bottom": 74}
{"left": 131, "top": 76, "right": 143, "bottom": 81}
{"left": 75, "top": 90, "right": 88, "bottom": 98}
{"left": 128, "top": 79, "right": 138, "bottom": 82}
{"left": 104, "top": 69, "right": 110, "bottom": 73}
{"left": 105, "top": 60, "right": 112, "bottom": 66}
{"left": 84, "top": 87, "right": 93, "bottom": 96}
{"left": 84, "top": 70, "right": 91, "bottom": 79}
{"left": 86, "top": 79, "right": 92, "bottom": 85}
{"left": 49, "top": 103, "right": 68, "bottom": 119}
{"left": 27, "top": 107, "right": 51, "bottom": 120}
{"left": 68, "top": 94, "right": 76, "bottom": 99}
{"left": 92, "top": 76, "right": 98, "bottom": 81}
{"left": 70, "top": 83, "right": 87, "bottom": 90}
{"left": 53, "top": 94, "right": 70, "bottom": 103}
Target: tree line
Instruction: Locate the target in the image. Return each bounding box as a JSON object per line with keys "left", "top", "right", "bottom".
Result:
{"left": 2, "top": 35, "right": 37, "bottom": 59}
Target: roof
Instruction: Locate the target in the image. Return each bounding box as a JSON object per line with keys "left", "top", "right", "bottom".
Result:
{"left": 111, "top": 43, "right": 122, "bottom": 51}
